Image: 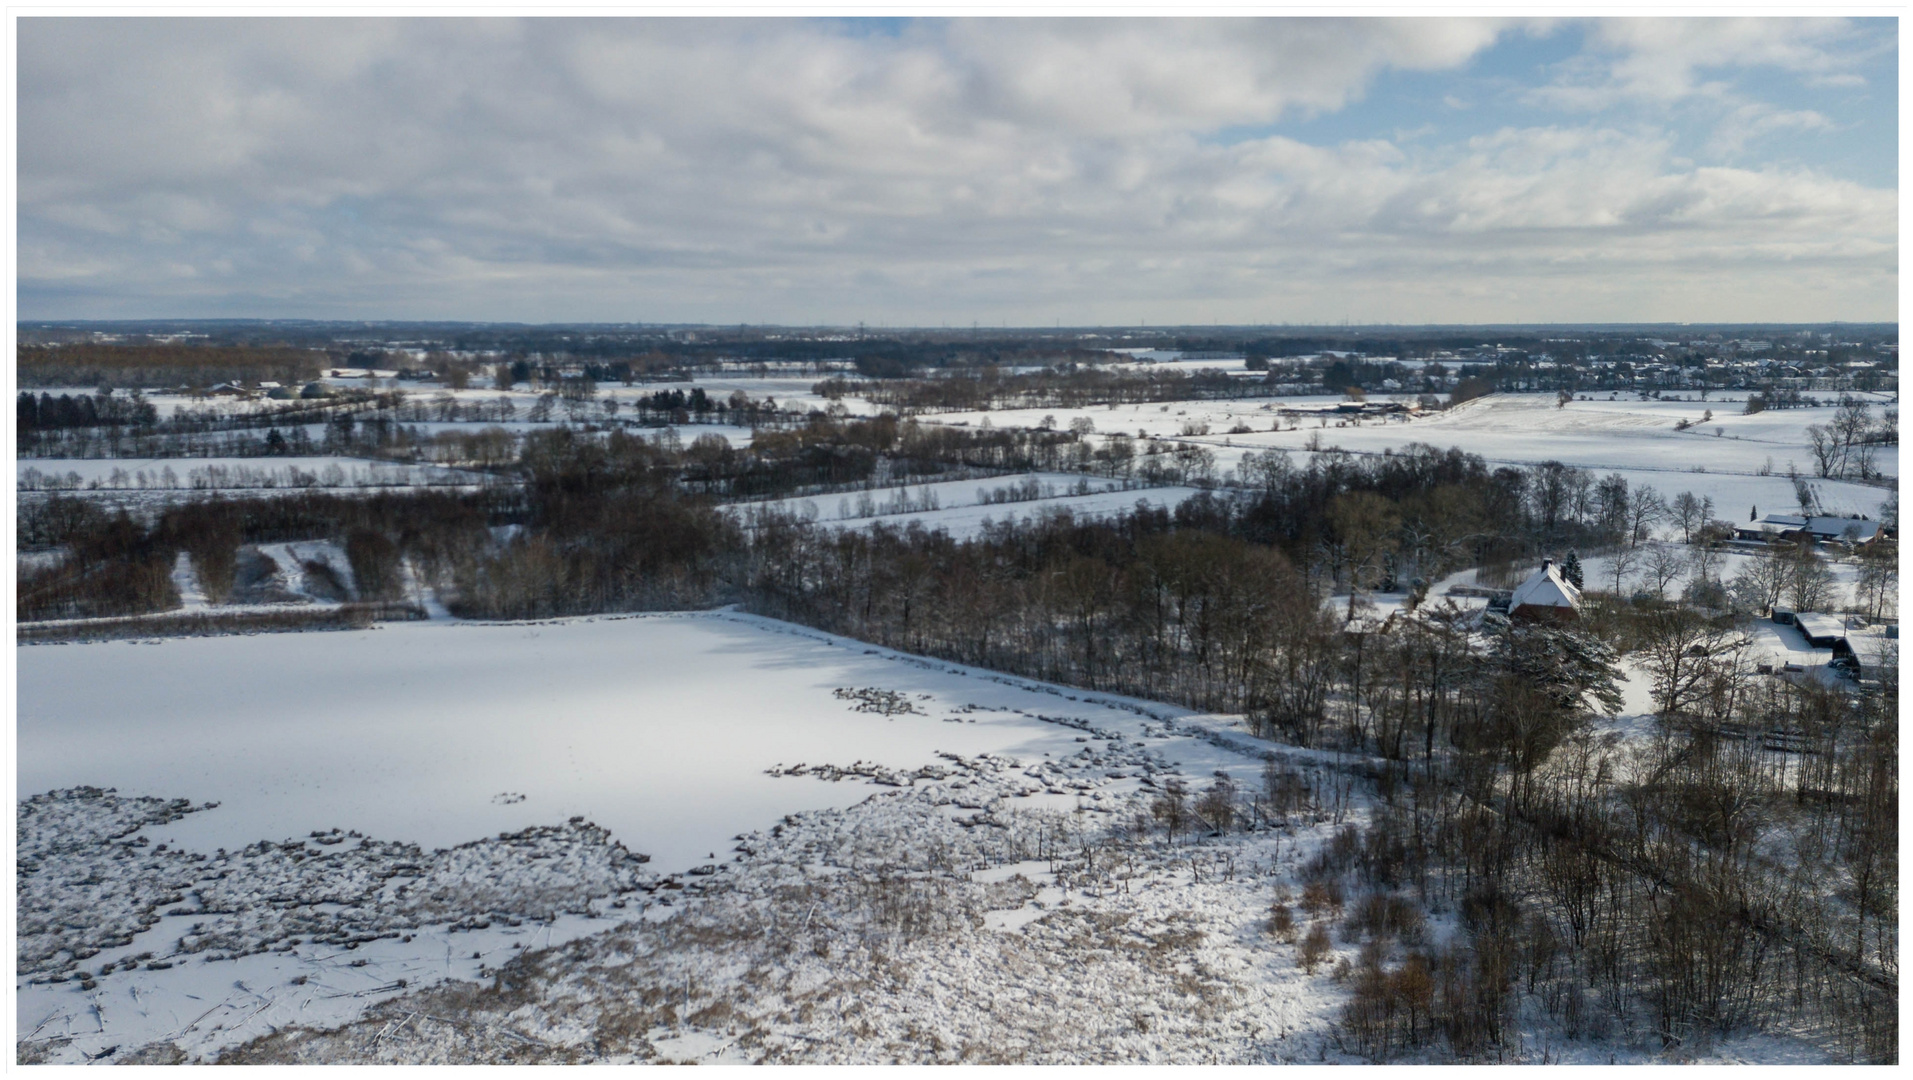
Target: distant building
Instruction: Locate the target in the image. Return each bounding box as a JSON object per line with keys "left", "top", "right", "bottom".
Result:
{"left": 1734, "top": 514, "right": 1883, "bottom": 547}
{"left": 1509, "top": 559, "right": 1581, "bottom": 623}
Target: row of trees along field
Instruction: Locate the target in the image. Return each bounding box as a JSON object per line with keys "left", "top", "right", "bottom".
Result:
{"left": 817, "top": 365, "right": 1269, "bottom": 412}
{"left": 16, "top": 410, "right": 1895, "bottom": 1062}
{"left": 19, "top": 383, "right": 804, "bottom": 461}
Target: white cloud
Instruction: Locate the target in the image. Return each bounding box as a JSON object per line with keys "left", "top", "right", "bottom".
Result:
{"left": 15, "top": 17, "right": 1896, "bottom": 324}
{"left": 1705, "top": 102, "right": 1842, "bottom": 158}
{"left": 1529, "top": 16, "right": 1884, "bottom": 111}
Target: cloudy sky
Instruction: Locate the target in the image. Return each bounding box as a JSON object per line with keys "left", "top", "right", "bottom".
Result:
{"left": 17, "top": 17, "right": 1898, "bottom": 325}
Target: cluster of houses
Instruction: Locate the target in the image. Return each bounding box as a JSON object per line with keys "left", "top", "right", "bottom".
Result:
{"left": 201, "top": 381, "right": 333, "bottom": 401}
{"left": 1475, "top": 556, "right": 1891, "bottom": 686}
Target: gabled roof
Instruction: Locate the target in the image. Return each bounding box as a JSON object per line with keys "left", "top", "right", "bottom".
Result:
{"left": 1510, "top": 561, "right": 1581, "bottom": 611}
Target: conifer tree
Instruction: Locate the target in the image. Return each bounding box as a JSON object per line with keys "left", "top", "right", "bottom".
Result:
{"left": 1559, "top": 550, "right": 1584, "bottom": 591}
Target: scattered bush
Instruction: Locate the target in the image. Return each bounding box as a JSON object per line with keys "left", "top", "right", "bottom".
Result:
{"left": 1301, "top": 878, "right": 1345, "bottom": 918}
{"left": 1269, "top": 903, "right": 1297, "bottom": 944}
{"left": 1299, "top": 923, "right": 1333, "bottom": 974}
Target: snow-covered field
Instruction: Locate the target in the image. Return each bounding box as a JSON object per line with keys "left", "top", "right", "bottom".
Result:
{"left": 802, "top": 487, "right": 1210, "bottom": 539}
{"left": 17, "top": 611, "right": 1290, "bottom": 1063}
{"left": 916, "top": 393, "right": 1898, "bottom": 524}
{"left": 729, "top": 472, "right": 1208, "bottom": 539}
{"left": 18, "top": 456, "right": 490, "bottom": 492}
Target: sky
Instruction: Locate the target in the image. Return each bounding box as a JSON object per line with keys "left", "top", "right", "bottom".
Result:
{"left": 15, "top": 17, "right": 1899, "bottom": 326}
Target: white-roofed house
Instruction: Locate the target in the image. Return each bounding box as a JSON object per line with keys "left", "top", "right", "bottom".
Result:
{"left": 1508, "top": 558, "right": 1582, "bottom": 624}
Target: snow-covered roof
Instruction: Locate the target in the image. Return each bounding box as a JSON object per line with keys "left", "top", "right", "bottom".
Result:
{"left": 1510, "top": 560, "right": 1580, "bottom": 612}
{"left": 1806, "top": 516, "right": 1881, "bottom": 542}
{"left": 1747, "top": 515, "right": 1882, "bottom": 543}
{"left": 1794, "top": 613, "right": 1849, "bottom": 642}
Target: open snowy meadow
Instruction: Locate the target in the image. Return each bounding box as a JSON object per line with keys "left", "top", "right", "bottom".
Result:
{"left": 728, "top": 471, "right": 1210, "bottom": 539}
{"left": 18, "top": 611, "right": 1302, "bottom": 1063}
{"left": 916, "top": 392, "right": 1896, "bottom": 523}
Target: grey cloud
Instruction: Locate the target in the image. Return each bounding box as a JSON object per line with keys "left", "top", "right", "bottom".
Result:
{"left": 17, "top": 17, "right": 1896, "bottom": 323}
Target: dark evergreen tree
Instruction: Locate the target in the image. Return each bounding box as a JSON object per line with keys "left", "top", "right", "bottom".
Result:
{"left": 1559, "top": 549, "right": 1584, "bottom": 591}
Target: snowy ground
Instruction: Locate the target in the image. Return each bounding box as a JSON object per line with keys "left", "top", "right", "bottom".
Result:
{"left": 912, "top": 393, "right": 1897, "bottom": 524}
{"left": 17, "top": 610, "right": 1843, "bottom": 1064}
{"left": 733, "top": 472, "right": 1132, "bottom": 521}
{"left": 1575, "top": 541, "right": 1867, "bottom": 603}
{"left": 18, "top": 456, "right": 489, "bottom": 492}
{"left": 17, "top": 610, "right": 1283, "bottom": 1062}
{"left": 774, "top": 488, "right": 1211, "bottom": 541}
{"left": 216, "top": 767, "right": 1360, "bottom": 1065}
{"left": 728, "top": 473, "right": 1208, "bottom": 539}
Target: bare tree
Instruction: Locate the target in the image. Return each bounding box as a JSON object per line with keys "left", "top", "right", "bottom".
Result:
{"left": 1150, "top": 778, "right": 1190, "bottom": 844}
{"left": 1785, "top": 543, "right": 1837, "bottom": 612}
{"left": 1328, "top": 491, "right": 1401, "bottom": 620}
{"left": 1687, "top": 539, "right": 1724, "bottom": 585}
{"left": 1627, "top": 486, "right": 1667, "bottom": 546}
{"left": 1594, "top": 473, "right": 1630, "bottom": 541}
{"left": 1853, "top": 541, "right": 1897, "bottom": 621}
{"left": 1269, "top": 903, "right": 1298, "bottom": 944}
{"left": 1832, "top": 396, "right": 1873, "bottom": 477}
{"left": 1671, "top": 491, "right": 1707, "bottom": 543}
{"left": 1635, "top": 606, "right": 1747, "bottom": 719}
{"left": 1729, "top": 547, "right": 1793, "bottom": 615}
{"left": 1644, "top": 543, "right": 1685, "bottom": 600}
{"left": 1806, "top": 424, "right": 1838, "bottom": 478}
{"left": 1606, "top": 545, "right": 1639, "bottom": 595}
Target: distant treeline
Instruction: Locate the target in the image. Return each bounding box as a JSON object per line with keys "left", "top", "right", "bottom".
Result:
{"left": 19, "top": 344, "right": 327, "bottom": 389}
{"left": 817, "top": 366, "right": 1269, "bottom": 412}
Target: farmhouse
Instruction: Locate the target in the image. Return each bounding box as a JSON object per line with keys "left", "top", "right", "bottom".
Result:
{"left": 1508, "top": 559, "right": 1581, "bottom": 623}
{"left": 1735, "top": 513, "right": 1883, "bottom": 547}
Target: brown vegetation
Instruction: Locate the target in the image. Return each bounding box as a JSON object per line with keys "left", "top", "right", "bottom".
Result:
{"left": 19, "top": 343, "right": 326, "bottom": 389}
